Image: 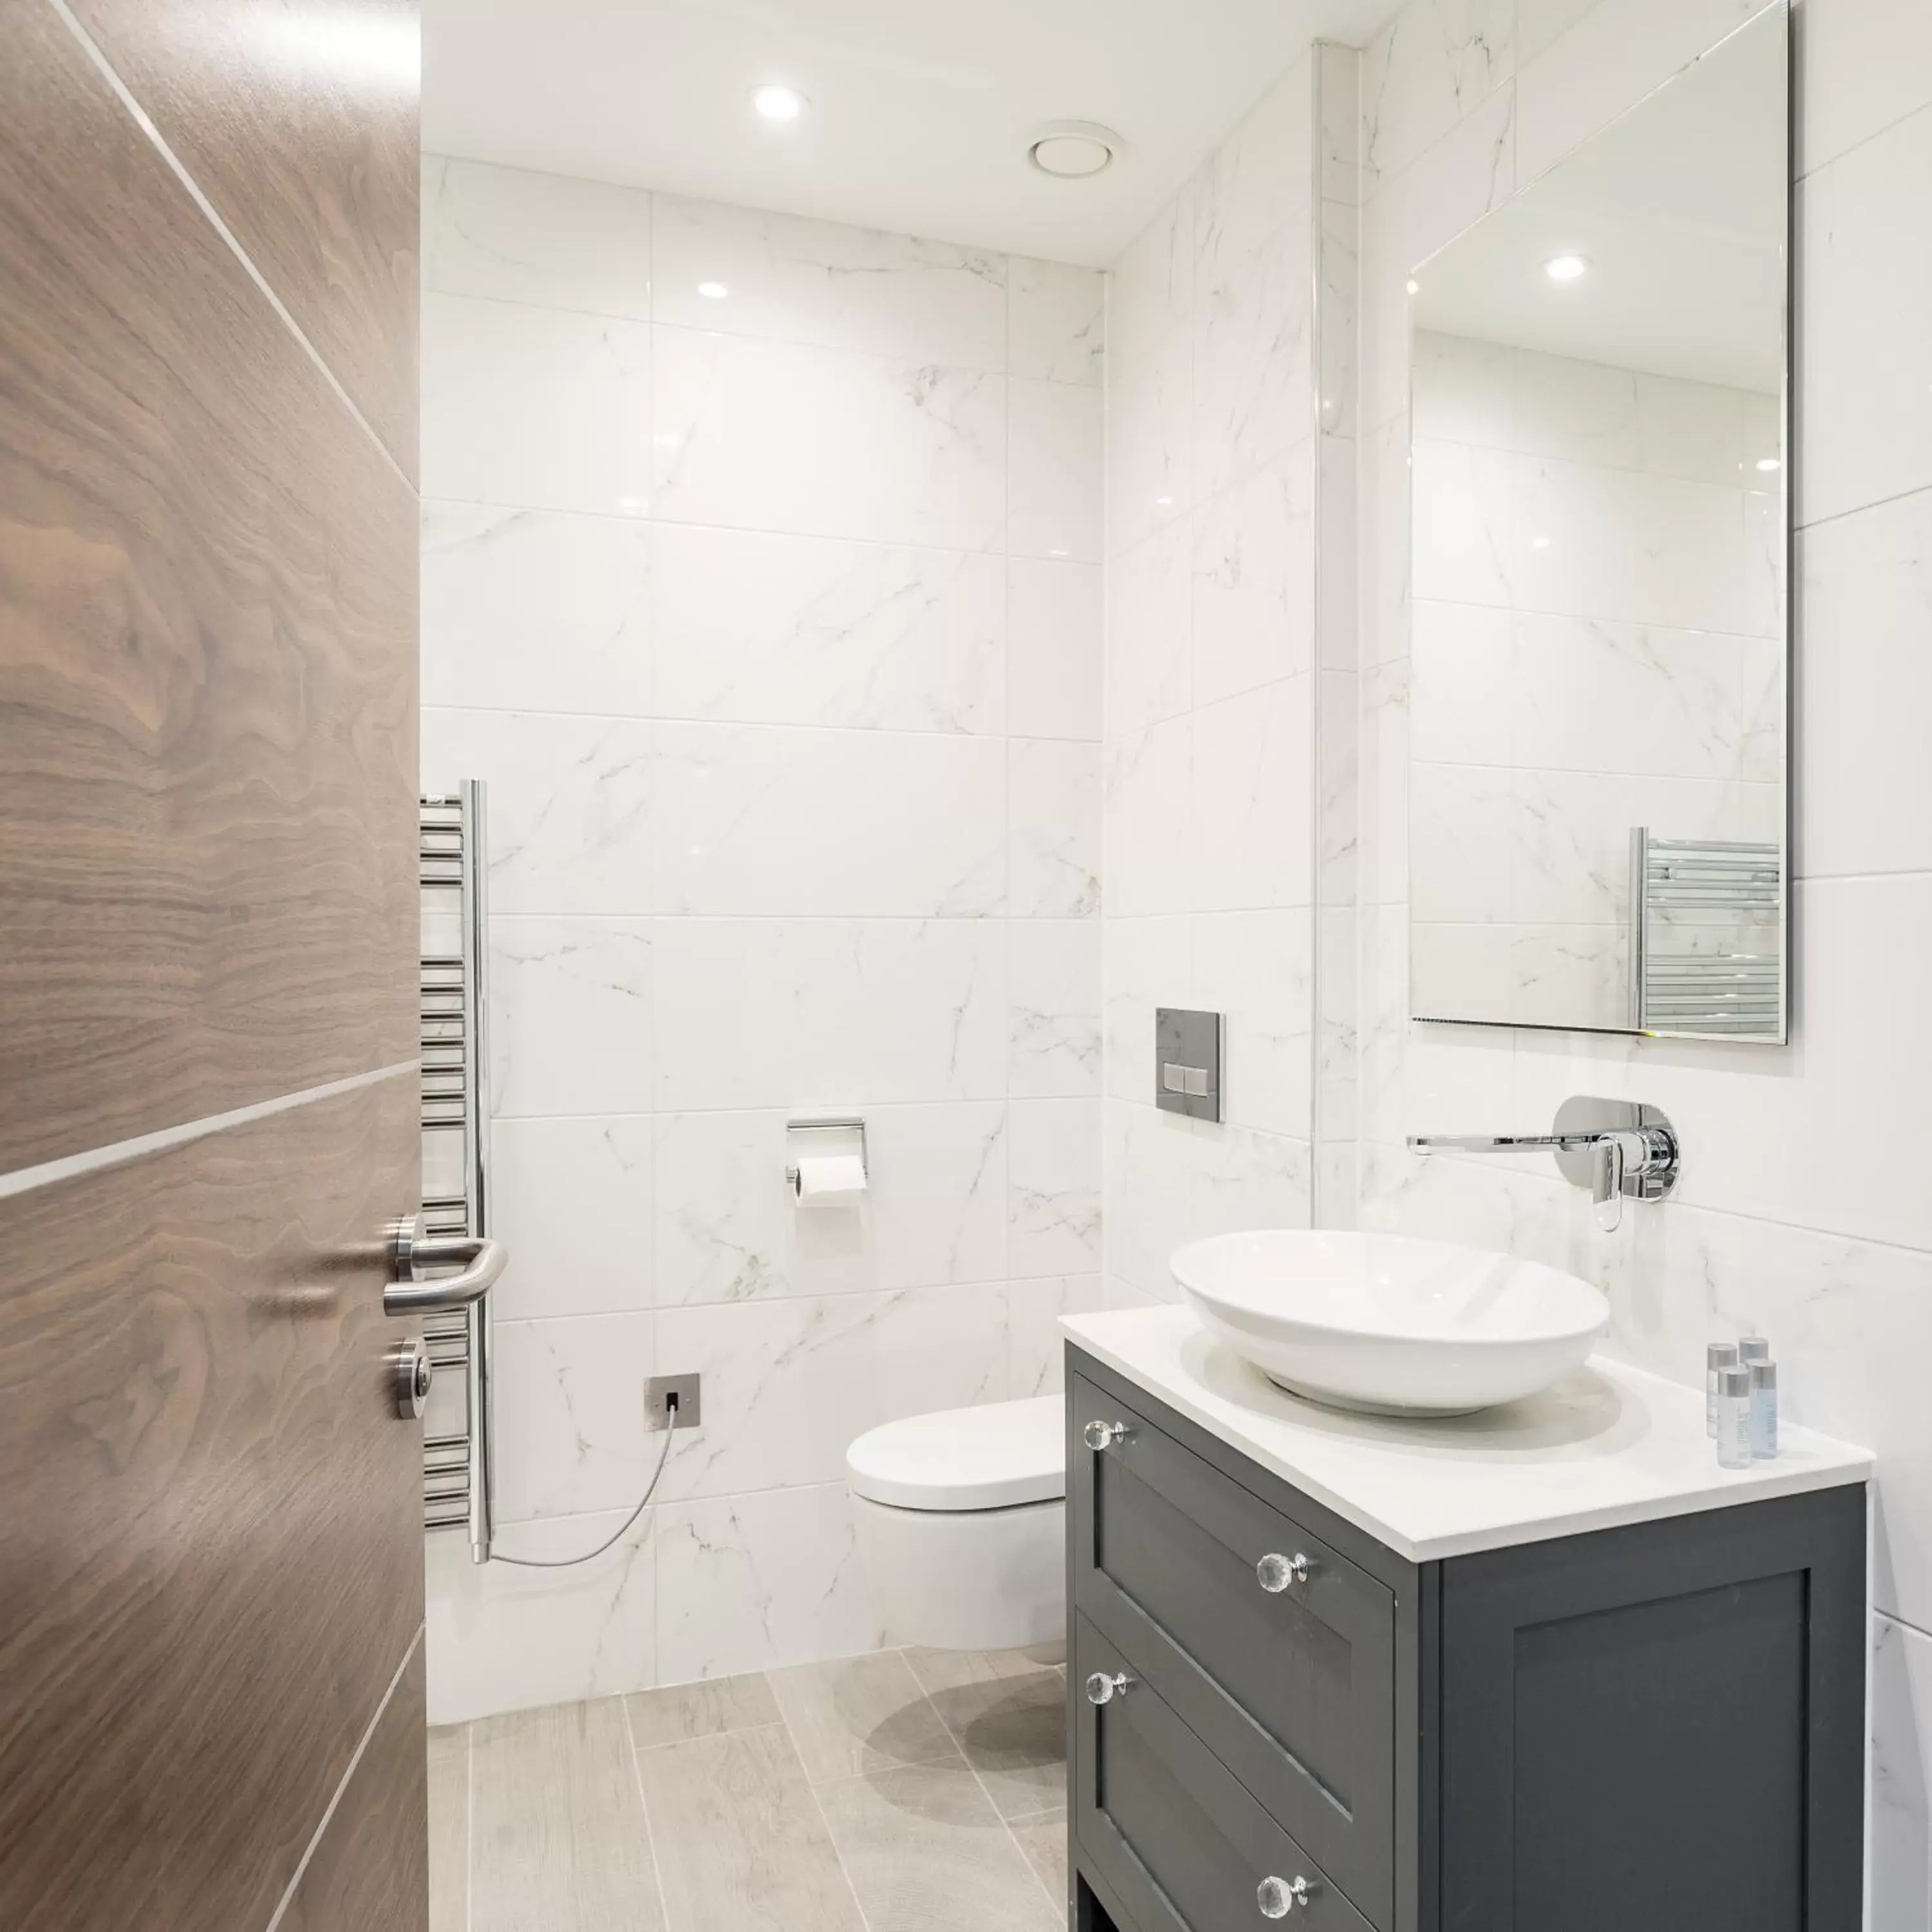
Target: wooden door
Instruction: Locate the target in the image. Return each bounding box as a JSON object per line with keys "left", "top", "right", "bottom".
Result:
{"left": 0, "top": 4, "right": 424, "bottom": 1927}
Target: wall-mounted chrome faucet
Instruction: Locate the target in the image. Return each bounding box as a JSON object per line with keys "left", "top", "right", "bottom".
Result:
{"left": 1408, "top": 1096, "right": 1680, "bottom": 1231}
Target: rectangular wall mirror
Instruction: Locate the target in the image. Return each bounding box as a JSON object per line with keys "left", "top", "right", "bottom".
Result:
{"left": 1406, "top": 5, "right": 1789, "bottom": 1042}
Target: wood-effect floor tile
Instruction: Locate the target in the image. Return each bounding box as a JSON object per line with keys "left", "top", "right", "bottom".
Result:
{"left": 626, "top": 1671, "right": 782, "bottom": 1749}
{"left": 815, "top": 1761, "right": 1063, "bottom": 1932}
{"left": 767, "top": 1651, "right": 959, "bottom": 1783}
{"left": 471, "top": 1698, "right": 663, "bottom": 1932}
{"left": 904, "top": 1651, "right": 1068, "bottom": 1822}
{"left": 634, "top": 1723, "right": 866, "bottom": 1932}
{"left": 427, "top": 1727, "right": 468, "bottom": 1932}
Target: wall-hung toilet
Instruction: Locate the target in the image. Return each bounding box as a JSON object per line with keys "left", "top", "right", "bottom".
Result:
{"left": 846, "top": 1395, "right": 1065, "bottom": 1651}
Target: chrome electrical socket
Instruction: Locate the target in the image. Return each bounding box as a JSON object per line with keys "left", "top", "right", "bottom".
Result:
{"left": 645, "top": 1373, "right": 701, "bottom": 1430}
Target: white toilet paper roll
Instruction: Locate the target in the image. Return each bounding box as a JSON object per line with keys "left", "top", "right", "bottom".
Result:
{"left": 793, "top": 1153, "right": 868, "bottom": 1204}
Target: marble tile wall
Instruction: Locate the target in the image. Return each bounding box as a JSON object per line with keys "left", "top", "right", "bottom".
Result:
{"left": 1346, "top": 0, "right": 1932, "bottom": 1919}
{"left": 1408, "top": 329, "right": 1784, "bottom": 1025}
{"left": 1101, "top": 48, "right": 1353, "bottom": 1307}
{"left": 420, "top": 159, "right": 1103, "bottom": 1721}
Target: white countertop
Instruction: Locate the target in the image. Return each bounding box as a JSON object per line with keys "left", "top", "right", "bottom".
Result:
{"left": 1062, "top": 1305, "right": 1872, "bottom": 1564}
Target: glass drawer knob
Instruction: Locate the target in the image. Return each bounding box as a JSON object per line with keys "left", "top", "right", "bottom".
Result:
{"left": 1084, "top": 1419, "right": 1130, "bottom": 1451}
{"left": 1085, "top": 1671, "right": 1132, "bottom": 1706}
{"left": 1256, "top": 1551, "right": 1310, "bottom": 1593}
{"left": 1257, "top": 1875, "right": 1311, "bottom": 1917}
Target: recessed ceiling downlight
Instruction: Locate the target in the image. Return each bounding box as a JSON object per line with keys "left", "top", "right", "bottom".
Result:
{"left": 750, "top": 83, "right": 807, "bottom": 122}
{"left": 1544, "top": 253, "right": 1589, "bottom": 282}
{"left": 1028, "top": 121, "right": 1121, "bottom": 178}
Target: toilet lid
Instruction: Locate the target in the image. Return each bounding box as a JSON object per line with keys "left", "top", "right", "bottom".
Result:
{"left": 846, "top": 1396, "right": 1066, "bottom": 1511}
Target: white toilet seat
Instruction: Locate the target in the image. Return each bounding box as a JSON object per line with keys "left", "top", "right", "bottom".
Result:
{"left": 846, "top": 1395, "right": 1065, "bottom": 1510}
{"left": 846, "top": 1396, "right": 1068, "bottom": 1651}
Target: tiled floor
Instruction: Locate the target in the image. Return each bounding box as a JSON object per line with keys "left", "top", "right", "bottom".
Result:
{"left": 428, "top": 1645, "right": 1069, "bottom": 1932}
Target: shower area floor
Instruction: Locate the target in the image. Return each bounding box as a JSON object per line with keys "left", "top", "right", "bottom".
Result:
{"left": 428, "top": 1644, "right": 1068, "bottom": 1931}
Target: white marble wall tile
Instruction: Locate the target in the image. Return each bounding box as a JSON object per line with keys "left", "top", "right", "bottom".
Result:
{"left": 652, "top": 327, "right": 1005, "bottom": 547}
{"left": 422, "top": 502, "right": 653, "bottom": 717}
{"left": 1317, "top": 902, "right": 1361, "bottom": 1146}
{"left": 651, "top": 194, "right": 1006, "bottom": 368}
{"left": 1360, "top": 88, "right": 1517, "bottom": 430}
{"left": 1318, "top": 198, "right": 1360, "bottom": 439}
{"left": 1005, "top": 1273, "right": 1106, "bottom": 1397}
{"left": 1411, "top": 330, "right": 1514, "bottom": 444}
{"left": 1321, "top": 43, "right": 1364, "bottom": 207}
{"left": 421, "top": 708, "right": 654, "bottom": 914}
{"left": 489, "top": 1115, "right": 656, "bottom": 1320}
{"left": 426, "top": 1508, "right": 656, "bottom": 1723}
{"left": 1192, "top": 1123, "right": 1314, "bottom": 1239}
{"left": 1103, "top": 715, "right": 1193, "bottom": 918}
{"left": 1106, "top": 524, "right": 1193, "bottom": 734}
{"left": 1190, "top": 679, "right": 1316, "bottom": 911}
{"left": 1009, "top": 739, "right": 1101, "bottom": 918}
{"left": 1515, "top": 0, "right": 1776, "bottom": 185}
{"left": 422, "top": 156, "right": 654, "bottom": 318}
{"left": 1318, "top": 433, "right": 1361, "bottom": 673}
{"left": 1799, "top": 0, "right": 1932, "bottom": 176}
{"left": 1008, "top": 558, "right": 1102, "bottom": 741}
{"left": 1359, "top": 418, "right": 1412, "bottom": 670}
{"left": 1195, "top": 52, "right": 1316, "bottom": 293}
{"left": 1103, "top": 916, "right": 1192, "bottom": 1101}
{"left": 488, "top": 917, "right": 653, "bottom": 1117}
{"left": 654, "top": 1484, "right": 882, "bottom": 1683}
{"left": 1798, "top": 104, "right": 1932, "bottom": 527}
{"left": 1009, "top": 1098, "right": 1104, "bottom": 1278}
{"left": 1410, "top": 600, "right": 1513, "bottom": 765}
{"left": 1796, "top": 486, "right": 1932, "bottom": 879}
{"left": 1192, "top": 910, "right": 1315, "bottom": 1137}
{"left": 1193, "top": 223, "right": 1316, "bottom": 501}
{"left": 1515, "top": 0, "right": 1605, "bottom": 67}
{"left": 1009, "top": 920, "right": 1103, "bottom": 1098}
{"left": 1361, "top": 0, "right": 1516, "bottom": 191}
{"left": 1105, "top": 1101, "right": 1199, "bottom": 1300}
{"left": 653, "top": 1283, "right": 1010, "bottom": 1501}
{"left": 652, "top": 526, "right": 1003, "bottom": 734}
{"left": 1009, "top": 258, "right": 1104, "bottom": 385}
{"left": 864, "top": 1103, "right": 1010, "bottom": 1291}
{"left": 1360, "top": 657, "right": 1412, "bottom": 906}
{"left": 652, "top": 722, "right": 1005, "bottom": 918}
{"left": 1410, "top": 439, "right": 1514, "bottom": 605}
{"left": 421, "top": 293, "right": 654, "bottom": 516}
{"left": 1634, "top": 372, "right": 1771, "bottom": 489}
{"left": 491, "top": 1311, "right": 658, "bottom": 1522}
{"left": 1009, "top": 378, "right": 1104, "bottom": 562}
{"left": 1106, "top": 334, "right": 1195, "bottom": 554}
{"left": 652, "top": 1110, "right": 801, "bottom": 1306}
{"left": 1873, "top": 1613, "right": 1932, "bottom": 1930}
{"left": 652, "top": 917, "right": 1007, "bottom": 1110}
{"left": 1191, "top": 444, "right": 1318, "bottom": 706}
{"left": 1106, "top": 184, "right": 1195, "bottom": 379}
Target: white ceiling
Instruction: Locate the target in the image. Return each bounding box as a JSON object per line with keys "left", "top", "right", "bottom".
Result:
{"left": 1413, "top": 8, "right": 1787, "bottom": 392}
{"left": 423, "top": 0, "right": 1402, "bottom": 267}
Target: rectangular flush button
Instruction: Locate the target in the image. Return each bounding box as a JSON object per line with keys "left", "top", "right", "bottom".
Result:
{"left": 1154, "top": 1009, "right": 1224, "bottom": 1122}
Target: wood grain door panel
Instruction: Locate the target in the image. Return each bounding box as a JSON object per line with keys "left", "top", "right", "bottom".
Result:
{"left": 66, "top": 0, "right": 421, "bottom": 480}
{"left": 0, "top": 5, "right": 417, "bottom": 1177}
{"left": 0, "top": 1072, "right": 422, "bottom": 1931}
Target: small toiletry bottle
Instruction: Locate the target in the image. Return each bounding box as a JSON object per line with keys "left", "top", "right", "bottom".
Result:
{"left": 1705, "top": 1342, "right": 1739, "bottom": 1438}
{"left": 1749, "top": 1359, "right": 1779, "bottom": 1461}
{"left": 1716, "top": 1365, "right": 1753, "bottom": 1469}
{"left": 1738, "top": 1335, "right": 1770, "bottom": 1368}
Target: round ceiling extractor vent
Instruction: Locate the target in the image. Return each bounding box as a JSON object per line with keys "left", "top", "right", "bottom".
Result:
{"left": 1028, "top": 121, "right": 1121, "bottom": 178}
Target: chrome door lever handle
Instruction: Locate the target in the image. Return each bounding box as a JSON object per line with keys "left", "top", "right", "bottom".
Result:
{"left": 383, "top": 1213, "right": 508, "bottom": 1316}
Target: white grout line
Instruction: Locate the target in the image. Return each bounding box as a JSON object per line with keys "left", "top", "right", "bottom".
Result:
{"left": 263, "top": 1627, "right": 423, "bottom": 1932}
{"left": 618, "top": 1692, "right": 676, "bottom": 1932}
{"left": 0, "top": 1061, "right": 418, "bottom": 1201}
{"left": 43, "top": 0, "right": 415, "bottom": 497}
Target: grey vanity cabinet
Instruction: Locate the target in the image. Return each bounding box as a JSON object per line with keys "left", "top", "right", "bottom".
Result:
{"left": 1065, "top": 1349, "right": 1868, "bottom": 1932}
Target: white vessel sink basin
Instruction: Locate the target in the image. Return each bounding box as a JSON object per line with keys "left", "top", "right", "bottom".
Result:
{"left": 1170, "top": 1229, "right": 1609, "bottom": 1417}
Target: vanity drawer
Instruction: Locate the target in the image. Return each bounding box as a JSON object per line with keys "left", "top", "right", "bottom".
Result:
{"left": 1074, "top": 1615, "right": 1373, "bottom": 1932}
{"left": 1070, "top": 1376, "right": 1394, "bottom": 1928}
